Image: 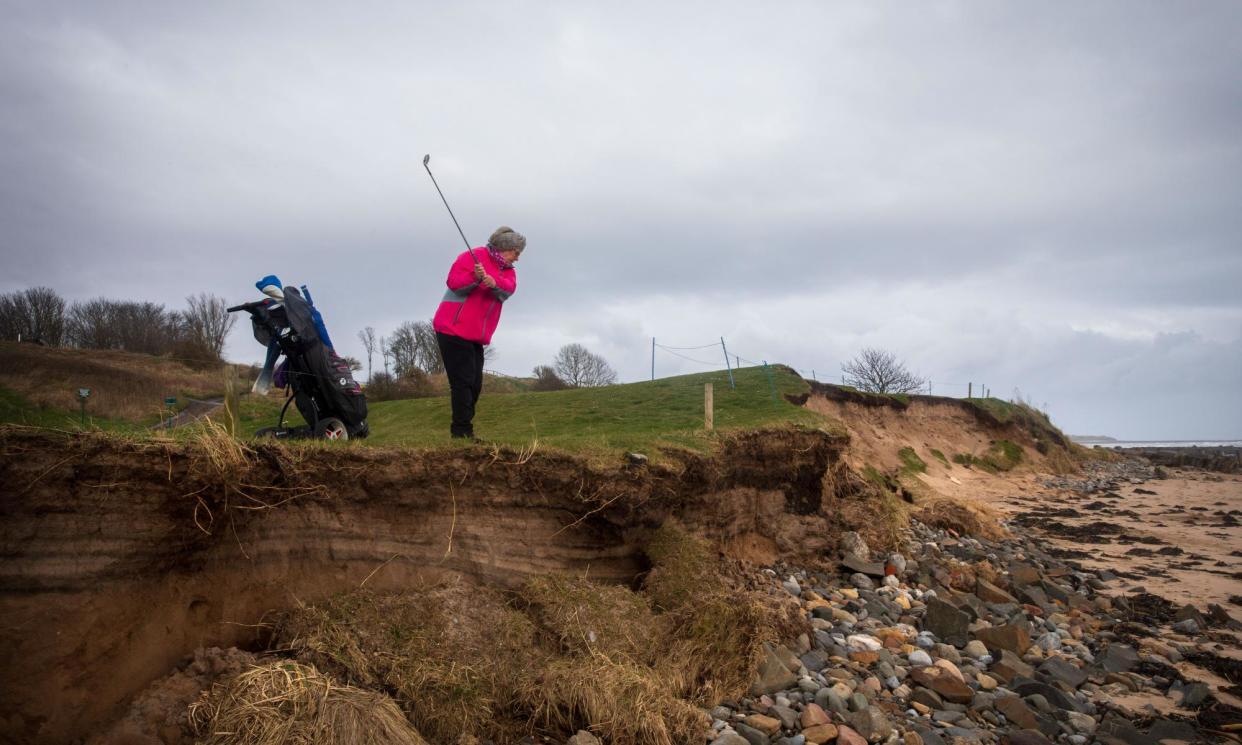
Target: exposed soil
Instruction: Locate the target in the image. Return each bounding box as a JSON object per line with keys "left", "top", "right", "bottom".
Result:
{"left": 0, "top": 423, "right": 868, "bottom": 743}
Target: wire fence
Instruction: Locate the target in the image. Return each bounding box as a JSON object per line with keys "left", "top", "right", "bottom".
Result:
{"left": 649, "top": 335, "right": 1043, "bottom": 406}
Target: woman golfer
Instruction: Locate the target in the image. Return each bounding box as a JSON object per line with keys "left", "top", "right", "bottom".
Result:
{"left": 433, "top": 226, "right": 525, "bottom": 439}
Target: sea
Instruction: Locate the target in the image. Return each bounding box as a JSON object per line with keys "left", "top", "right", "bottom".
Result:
{"left": 1076, "top": 439, "right": 1242, "bottom": 449}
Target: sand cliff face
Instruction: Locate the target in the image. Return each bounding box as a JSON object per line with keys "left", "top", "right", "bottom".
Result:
{"left": 0, "top": 389, "right": 1072, "bottom": 744}
{"left": 0, "top": 426, "right": 850, "bottom": 744}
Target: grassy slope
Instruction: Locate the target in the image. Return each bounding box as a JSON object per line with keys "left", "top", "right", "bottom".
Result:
{"left": 1, "top": 342, "right": 828, "bottom": 457}
{"left": 363, "top": 365, "right": 824, "bottom": 454}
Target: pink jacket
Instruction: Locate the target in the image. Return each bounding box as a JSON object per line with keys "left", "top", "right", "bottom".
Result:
{"left": 432, "top": 249, "right": 517, "bottom": 345}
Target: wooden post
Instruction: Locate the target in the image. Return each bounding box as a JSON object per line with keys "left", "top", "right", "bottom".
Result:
{"left": 651, "top": 337, "right": 655, "bottom": 381}
{"left": 968, "top": 382, "right": 972, "bottom": 399}
{"left": 223, "top": 365, "right": 240, "bottom": 437}
{"left": 704, "top": 383, "right": 714, "bottom": 430}
{"left": 720, "top": 337, "right": 735, "bottom": 389}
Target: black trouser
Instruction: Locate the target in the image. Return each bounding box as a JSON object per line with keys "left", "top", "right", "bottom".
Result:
{"left": 436, "top": 332, "right": 485, "bottom": 438}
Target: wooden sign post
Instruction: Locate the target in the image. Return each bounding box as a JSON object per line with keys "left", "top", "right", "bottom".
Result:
{"left": 223, "top": 366, "right": 240, "bottom": 437}
{"left": 705, "top": 382, "right": 714, "bottom": 431}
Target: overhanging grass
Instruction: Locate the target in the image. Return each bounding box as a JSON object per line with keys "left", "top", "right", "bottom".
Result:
{"left": 362, "top": 365, "right": 826, "bottom": 455}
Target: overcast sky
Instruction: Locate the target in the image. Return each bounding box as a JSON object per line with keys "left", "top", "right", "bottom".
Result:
{"left": 2, "top": 1, "right": 1239, "bottom": 439}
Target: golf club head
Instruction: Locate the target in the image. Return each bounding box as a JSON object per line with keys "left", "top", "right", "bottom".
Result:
{"left": 423, "top": 154, "right": 430, "bottom": 166}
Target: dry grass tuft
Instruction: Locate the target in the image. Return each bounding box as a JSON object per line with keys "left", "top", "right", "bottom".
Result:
{"left": 914, "top": 496, "right": 1006, "bottom": 541}
{"left": 275, "top": 582, "right": 542, "bottom": 743}
{"left": 521, "top": 574, "right": 661, "bottom": 662}
{"left": 520, "top": 657, "right": 708, "bottom": 745}
{"left": 642, "top": 520, "right": 720, "bottom": 610}
{"left": 187, "top": 660, "right": 428, "bottom": 745}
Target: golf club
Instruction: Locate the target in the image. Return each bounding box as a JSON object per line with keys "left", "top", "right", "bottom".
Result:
{"left": 423, "top": 154, "right": 482, "bottom": 268}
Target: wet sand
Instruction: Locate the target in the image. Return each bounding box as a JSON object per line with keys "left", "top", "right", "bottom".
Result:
{"left": 990, "top": 470, "right": 1242, "bottom": 610}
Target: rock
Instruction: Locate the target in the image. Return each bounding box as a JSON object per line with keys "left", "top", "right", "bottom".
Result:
{"left": 1011, "top": 681, "right": 1081, "bottom": 712}
{"left": 712, "top": 705, "right": 734, "bottom": 721}
{"left": 771, "top": 704, "right": 800, "bottom": 730}
{"left": 625, "top": 451, "right": 648, "bottom": 465}
{"left": 784, "top": 579, "right": 804, "bottom": 597}
{"left": 1170, "top": 618, "right": 1200, "bottom": 634}
{"left": 976, "top": 673, "right": 998, "bottom": 691}
{"left": 908, "top": 650, "right": 933, "bottom": 667}
{"left": 848, "top": 635, "right": 883, "bottom": 653}
{"left": 567, "top": 732, "right": 603, "bottom": 745}
{"left": 924, "top": 599, "right": 972, "bottom": 647}
{"left": 852, "top": 573, "right": 876, "bottom": 591}
{"left": 910, "top": 687, "right": 944, "bottom": 710}
{"left": 1098, "top": 644, "right": 1138, "bottom": 674}
{"left": 909, "top": 667, "right": 974, "bottom": 704}
{"left": 933, "top": 659, "right": 964, "bottom": 683}
{"left": 735, "top": 723, "right": 770, "bottom": 745}
{"left": 963, "top": 641, "right": 989, "bottom": 659}
{"left": 1037, "top": 657, "right": 1086, "bottom": 689}
{"left": 1010, "top": 564, "right": 1042, "bottom": 587}
{"left": 843, "top": 554, "right": 889, "bottom": 577}
{"left": 889, "top": 553, "right": 908, "bottom": 574}
{"left": 994, "top": 697, "right": 1039, "bottom": 729}
{"left": 1064, "top": 712, "right": 1097, "bottom": 735}
{"left": 1170, "top": 681, "right": 1210, "bottom": 708}
{"left": 990, "top": 649, "right": 1034, "bottom": 684}
{"left": 711, "top": 735, "right": 751, "bottom": 745}
{"left": 849, "top": 692, "right": 869, "bottom": 712}
{"left": 801, "top": 703, "right": 831, "bottom": 728}
{"left": 745, "top": 714, "right": 783, "bottom": 736}
{"left": 976, "top": 578, "right": 1018, "bottom": 604}
{"left": 848, "top": 706, "right": 894, "bottom": 743}
{"left": 973, "top": 624, "right": 1032, "bottom": 656}
{"left": 1001, "top": 732, "right": 1054, "bottom": 745}
{"left": 752, "top": 645, "right": 800, "bottom": 695}
{"left": 802, "top": 724, "right": 839, "bottom": 745}
{"left": 837, "top": 725, "right": 869, "bottom": 745}
{"left": 842, "top": 532, "right": 872, "bottom": 561}
{"left": 1033, "top": 632, "right": 1062, "bottom": 652}
{"left": 816, "top": 688, "right": 850, "bottom": 717}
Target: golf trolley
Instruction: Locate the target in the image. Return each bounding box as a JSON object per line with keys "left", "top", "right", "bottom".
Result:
{"left": 228, "top": 286, "right": 368, "bottom": 441}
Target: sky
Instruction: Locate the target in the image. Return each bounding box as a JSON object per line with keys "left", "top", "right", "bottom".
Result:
{"left": 1, "top": 1, "right": 1240, "bottom": 439}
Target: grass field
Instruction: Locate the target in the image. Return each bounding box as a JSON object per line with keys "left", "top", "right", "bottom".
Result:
{"left": 0, "top": 342, "right": 830, "bottom": 458}
{"left": 224, "top": 364, "right": 827, "bottom": 457}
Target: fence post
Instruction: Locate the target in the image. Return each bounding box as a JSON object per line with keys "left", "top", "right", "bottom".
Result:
{"left": 223, "top": 365, "right": 240, "bottom": 437}
{"left": 720, "top": 337, "right": 736, "bottom": 389}
{"left": 705, "top": 383, "right": 714, "bottom": 430}
{"left": 968, "top": 382, "right": 972, "bottom": 399}
{"left": 762, "top": 361, "right": 778, "bottom": 404}
{"left": 651, "top": 337, "right": 655, "bottom": 381}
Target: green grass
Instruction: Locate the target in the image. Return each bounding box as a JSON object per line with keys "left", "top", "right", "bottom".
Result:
{"left": 897, "top": 446, "right": 927, "bottom": 475}
{"left": 953, "top": 440, "right": 1024, "bottom": 474}
{"left": 363, "top": 365, "right": 825, "bottom": 456}
{"left": 928, "top": 448, "right": 949, "bottom": 467}
{"left": 5, "top": 366, "right": 835, "bottom": 461}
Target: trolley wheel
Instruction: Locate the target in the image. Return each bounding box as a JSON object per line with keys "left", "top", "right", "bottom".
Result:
{"left": 314, "top": 417, "right": 349, "bottom": 441}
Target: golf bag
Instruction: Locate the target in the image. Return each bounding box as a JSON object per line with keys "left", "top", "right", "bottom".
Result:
{"left": 229, "top": 285, "right": 368, "bottom": 440}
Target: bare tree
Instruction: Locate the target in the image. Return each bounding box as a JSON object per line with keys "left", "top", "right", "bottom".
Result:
{"left": 181, "top": 293, "right": 236, "bottom": 361}
{"left": 380, "top": 335, "right": 390, "bottom": 377}
{"left": 358, "top": 326, "right": 377, "bottom": 381}
{"left": 0, "top": 287, "right": 66, "bottom": 345}
{"left": 66, "top": 298, "right": 118, "bottom": 349}
{"left": 531, "top": 364, "right": 567, "bottom": 391}
{"left": 553, "top": 343, "right": 618, "bottom": 388}
{"left": 841, "top": 348, "right": 926, "bottom": 394}
{"left": 388, "top": 320, "right": 443, "bottom": 377}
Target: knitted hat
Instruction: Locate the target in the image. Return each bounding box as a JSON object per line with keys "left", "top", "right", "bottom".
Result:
{"left": 487, "top": 226, "right": 526, "bottom": 253}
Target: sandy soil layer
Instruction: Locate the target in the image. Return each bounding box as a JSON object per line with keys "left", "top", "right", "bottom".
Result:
{"left": 987, "top": 470, "right": 1242, "bottom": 610}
